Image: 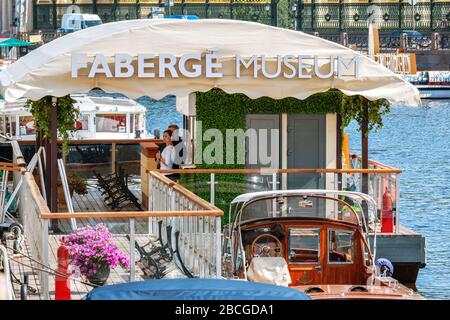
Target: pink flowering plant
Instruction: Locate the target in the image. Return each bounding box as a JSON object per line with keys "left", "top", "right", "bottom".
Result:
{"left": 64, "top": 224, "right": 130, "bottom": 277}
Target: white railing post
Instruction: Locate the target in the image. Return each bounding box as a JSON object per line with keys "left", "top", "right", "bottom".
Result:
{"left": 42, "top": 219, "right": 49, "bottom": 300}
{"left": 170, "top": 188, "right": 176, "bottom": 253}
{"left": 129, "top": 218, "right": 135, "bottom": 282}
{"left": 215, "top": 216, "right": 221, "bottom": 278}
{"left": 210, "top": 173, "right": 215, "bottom": 206}
{"left": 148, "top": 172, "right": 153, "bottom": 234}
{"left": 395, "top": 174, "right": 400, "bottom": 234}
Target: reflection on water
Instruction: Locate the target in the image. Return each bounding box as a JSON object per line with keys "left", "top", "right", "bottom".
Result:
{"left": 347, "top": 100, "right": 450, "bottom": 299}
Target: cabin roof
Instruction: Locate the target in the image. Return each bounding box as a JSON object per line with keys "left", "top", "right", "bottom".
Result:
{"left": 230, "top": 189, "right": 375, "bottom": 205}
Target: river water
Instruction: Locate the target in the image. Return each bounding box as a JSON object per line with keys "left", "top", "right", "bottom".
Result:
{"left": 346, "top": 100, "right": 450, "bottom": 300}
{"left": 142, "top": 96, "right": 449, "bottom": 299}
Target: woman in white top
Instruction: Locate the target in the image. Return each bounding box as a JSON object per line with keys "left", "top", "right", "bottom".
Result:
{"left": 156, "top": 130, "right": 177, "bottom": 179}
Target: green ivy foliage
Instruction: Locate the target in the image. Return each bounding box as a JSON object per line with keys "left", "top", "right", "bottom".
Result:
{"left": 183, "top": 89, "right": 390, "bottom": 224}
{"left": 25, "top": 95, "right": 78, "bottom": 155}
{"left": 341, "top": 95, "right": 390, "bottom": 133}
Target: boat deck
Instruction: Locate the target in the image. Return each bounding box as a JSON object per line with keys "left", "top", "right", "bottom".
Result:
{"left": 57, "top": 180, "right": 147, "bottom": 234}
{"left": 7, "top": 179, "right": 187, "bottom": 300}
{"left": 8, "top": 234, "right": 186, "bottom": 300}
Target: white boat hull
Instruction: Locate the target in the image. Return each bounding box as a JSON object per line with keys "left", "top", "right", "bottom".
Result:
{"left": 417, "top": 85, "right": 450, "bottom": 99}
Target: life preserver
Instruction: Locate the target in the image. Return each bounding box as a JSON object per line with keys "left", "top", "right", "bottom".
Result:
{"left": 375, "top": 258, "right": 394, "bottom": 277}
{"left": 325, "top": 13, "right": 331, "bottom": 22}
{"left": 353, "top": 13, "right": 360, "bottom": 22}
{"left": 414, "top": 13, "right": 421, "bottom": 22}
{"left": 383, "top": 13, "right": 389, "bottom": 22}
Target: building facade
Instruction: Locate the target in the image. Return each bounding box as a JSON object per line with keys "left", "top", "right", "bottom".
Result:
{"left": 32, "top": 0, "right": 278, "bottom": 30}
{"left": 287, "top": 0, "right": 450, "bottom": 32}
{"left": 0, "top": 0, "right": 445, "bottom": 34}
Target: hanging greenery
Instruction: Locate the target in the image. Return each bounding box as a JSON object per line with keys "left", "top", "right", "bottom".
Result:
{"left": 340, "top": 95, "right": 391, "bottom": 134}
{"left": 185, "top": 89, "right": 391, "bottom": 222}
{"left": 25, "top": 95, "right": 78, "bottom": 155}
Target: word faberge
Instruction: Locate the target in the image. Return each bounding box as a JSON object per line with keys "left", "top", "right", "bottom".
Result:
{"left": 71, "top": 53, "right": 360, "bottom": 79}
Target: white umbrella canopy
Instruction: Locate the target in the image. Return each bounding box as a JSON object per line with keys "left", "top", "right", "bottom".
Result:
{"left": 0, "top": 19, "right": 420, "bottom": 105}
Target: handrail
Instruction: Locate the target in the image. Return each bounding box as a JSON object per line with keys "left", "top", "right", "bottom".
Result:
{"left": 0, "top": 162, "right": 22, "bottom": 172}
{"left": 24, "top": 172, "right": 50, "bottom": 215}
{"left": 40, "top": 210, "right": 223, "bottom": 219}
{"left": 10, "top": 141, "right": 27, "bottom": 168}
{"left": 150, "top": 168, "right": 403, "bottom": 174}
{"left": 16, "top": 139, "right": 164, "bottom": 145}
{"left": 149, "top": 171, "right": 223, "bottom": 212}
{"left": 350, "top": 153, "right": 401, "bottom": 171}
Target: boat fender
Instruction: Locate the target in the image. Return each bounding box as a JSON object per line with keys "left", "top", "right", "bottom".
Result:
{"left": 375, "top": 258, "right": 394, "bottom": 277}
{"left": 381, "top": 187, "right": 394, "bottom": 233}
{"left": 349, "top": 286, "right": 369, "bottom": 292}
{"left": 305, "top": 287, "right": 325, "bottom": 294}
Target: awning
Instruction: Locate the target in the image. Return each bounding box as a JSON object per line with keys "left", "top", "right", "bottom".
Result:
{"left": 0, "top": 38, "right": 32, "bottom": 48}
{"left": 0, "top": 19, "right": 420, "bottom": 105}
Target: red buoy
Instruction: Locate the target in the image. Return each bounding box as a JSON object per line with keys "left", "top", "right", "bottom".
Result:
{"left": 55, "top": 237, "right": 71, "bottom": 300}
{"left": 381, "top": 187, "right": 394, "bottom": 233}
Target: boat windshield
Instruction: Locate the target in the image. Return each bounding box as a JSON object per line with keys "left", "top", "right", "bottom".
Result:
{"left": 237, "top": 194, "right": 363, "bottom": 225}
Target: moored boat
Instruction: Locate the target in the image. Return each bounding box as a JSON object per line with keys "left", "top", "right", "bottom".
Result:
{"left": 222, "top": 189, "right": 424, "bottom": 300}
{"left": 0, "top": 94, "right": 150, "bottom": 141}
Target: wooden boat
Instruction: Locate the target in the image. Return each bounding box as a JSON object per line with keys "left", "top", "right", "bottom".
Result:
{"left": 222, "top": 190, "right": 424, "bottom": 300}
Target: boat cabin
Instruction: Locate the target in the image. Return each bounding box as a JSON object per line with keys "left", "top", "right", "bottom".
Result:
{"left": 0, "top": 94, "right": 148, "bottom": 140}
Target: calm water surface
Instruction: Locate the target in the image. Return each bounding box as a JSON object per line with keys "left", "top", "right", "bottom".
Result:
{"left": 346, "top": 100, "right": 450, "bottom": 300}
{"left": 143, "top": 96, "right": 449, "bottom": 299}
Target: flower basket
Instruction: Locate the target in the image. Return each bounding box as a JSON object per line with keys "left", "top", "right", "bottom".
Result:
{"left": 64, "top": 224, "right": 130, "bottom": 286}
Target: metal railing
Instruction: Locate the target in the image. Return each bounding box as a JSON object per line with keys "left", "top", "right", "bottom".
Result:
{"left": 13, "top": 144, "right": 223, "bottom": 299}
{"left": 148, "top": 171, "right": 222, "bottom": 278}
{"left": 375, "top": 53, "right": 414, "bottom": 74}
{"left": 156, "top": 160, "right": 402, "bottom": 234}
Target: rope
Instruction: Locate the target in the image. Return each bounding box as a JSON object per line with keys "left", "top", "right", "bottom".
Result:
{"left": 9, "top": 256, "right": 98, "bottom": 288}
{"left": 4, "top": 246, "right": 99, "bottom": 288}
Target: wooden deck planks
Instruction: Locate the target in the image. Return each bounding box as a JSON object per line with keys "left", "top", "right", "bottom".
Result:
{"left": 7, "top": 237, "right": 42, "bottom": 300}
{"left": 58, "top": 183, "right": 147, "bottom": 233}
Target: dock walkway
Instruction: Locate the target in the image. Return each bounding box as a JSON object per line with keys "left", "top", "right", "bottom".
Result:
{"left": 7, "top": 180, "right": 185, "bottom": 300}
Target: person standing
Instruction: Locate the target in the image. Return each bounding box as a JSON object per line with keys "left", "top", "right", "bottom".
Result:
{"left": 155, "top": 130, "right": 177, "bottom": 180}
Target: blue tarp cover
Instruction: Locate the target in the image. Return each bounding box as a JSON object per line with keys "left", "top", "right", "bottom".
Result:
{"left": 83, "top": 279, "right": 311, "bottom": 300}
{"left": 165, "top": 15, "right": 199, "bottom": 20}
{"left": 390, "top": 30, "right": 424, "bottom": 38}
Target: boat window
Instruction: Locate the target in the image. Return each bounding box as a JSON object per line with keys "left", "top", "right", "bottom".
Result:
{"left": 95, "top": 114, "right": 127, "bottom": 133}
{"left": 9, "top": 116, "right": 16, "bottom": 136}
{"left": 19, "top": 116, "right": 35, "bottom": 135}
{"left": 75, "top": 114, "right": 89, "bottom": 131}
{"left": 328, "top": 229, "right": 354, "bottom": 264}
{"left": 130, "top": 114, "right": 134, "bottom": 133}
{"left": 288, "top": 228, "right": 320, "bottom": 264}
{"left": 130, "top": 114, "right": 141, "bottom": 133}
{"left": 0, "top": 116, "right": 5, "bottom": 134}
{"left": 240, "top": 196, "right": 340, "bottom": 222}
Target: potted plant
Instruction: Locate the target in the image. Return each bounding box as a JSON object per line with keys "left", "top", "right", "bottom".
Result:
{"left": 58, "top": 173, "right": 88, "bottom": 211}
{"left": 64, "top": 224, "right": 130, "bottom": 286}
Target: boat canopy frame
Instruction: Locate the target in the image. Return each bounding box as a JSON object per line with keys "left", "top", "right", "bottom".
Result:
{"left": 226, "top": 189, "right": 379, "bottom": 280}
